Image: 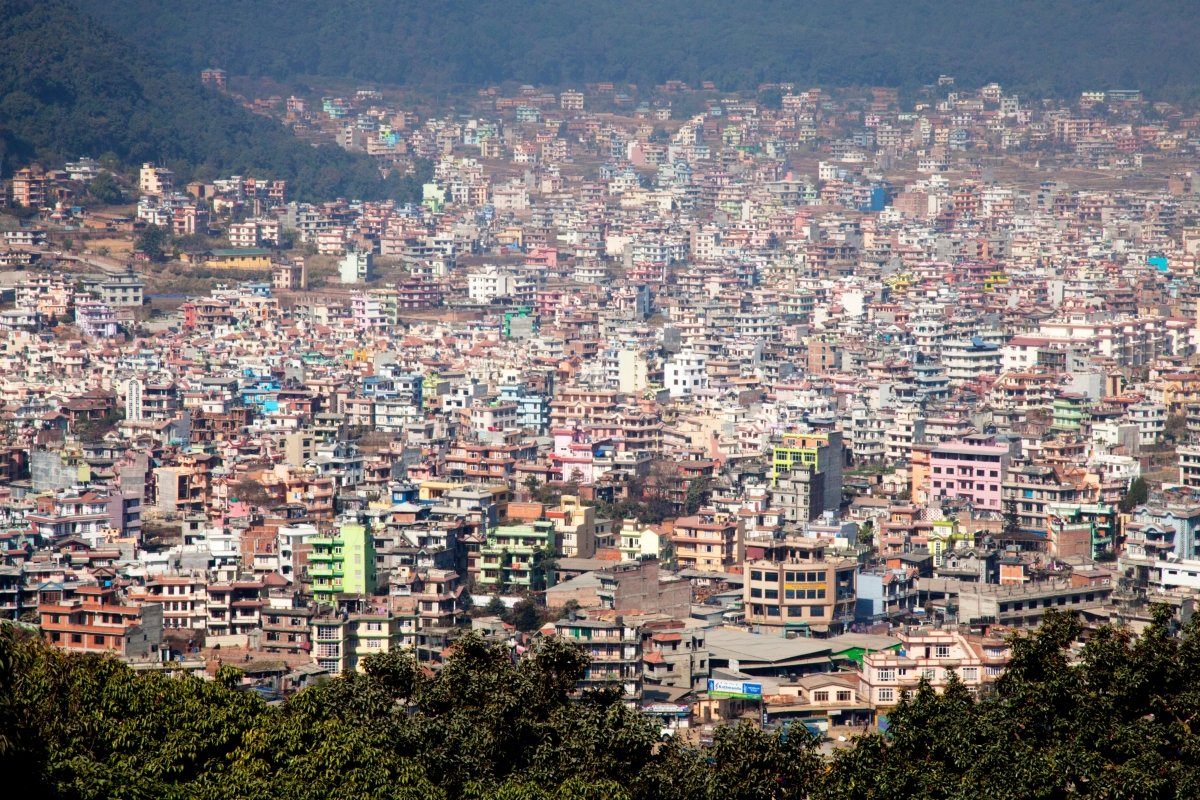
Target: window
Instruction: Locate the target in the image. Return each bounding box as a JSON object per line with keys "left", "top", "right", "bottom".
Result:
{"left": 366, "top": 638, "right": 382, "bottom": 649}
{"left": 935, "top": 645, "right": 950, "bottom": 658}
{"left": 750, "top": 587, "right": 763, "bottom": 599}
{"left": 878, "top": 688, "right": 895, "bottom": 703}
{"left": 921, "top": 668, "right": 936, "bottom": 681}
{"left": 764, "top": 589, "right": 778, "bottom": 600}
{"left": 94, "top": 635, "right": 105, "bottom": 645}
{"left": 318, "top": 659, "right": 339, "bottom": 672}
{"left": 961, "top": 667, "right": 978, "bottom": 681}
{"left": 877, "top": 669, "right": 895, "bottom": 682}
{"left": 813, "top": 691, "right": 829, "bottom": 702}
{"left": 836, "top": 690, "right": 852, "bottom": 702}
{"left": 986, "top": 666, "right": 1003, "bottom": 677}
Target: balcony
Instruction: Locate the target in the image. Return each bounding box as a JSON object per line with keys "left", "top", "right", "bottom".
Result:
{"left": 309, "top": 564, "right": 344, "bottom": 579}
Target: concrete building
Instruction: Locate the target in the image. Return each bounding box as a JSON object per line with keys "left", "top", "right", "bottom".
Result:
{"left": 39, "top": 585, "right": 163, "bottom": 660}
{"left": 310, "top": 522, "right": 377, "bottom": 605}
{"left": 861, "top": 628, "right": 1011, "bottom": 708}
{"left": 555, "top": 617, "right": 642, "bottom": 705}
{"left": 927, "top": 437, "right": 1010, "bottom": 512}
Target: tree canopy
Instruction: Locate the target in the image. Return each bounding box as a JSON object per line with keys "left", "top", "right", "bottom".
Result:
{"left": 76, "top": 0, "right": 1200, "bottom": 101}
{"left": 0, "top": 0, "right": 416, "bottom": 203}
{"left": 6, "top": 608, "right": 1200, "bottom": 798}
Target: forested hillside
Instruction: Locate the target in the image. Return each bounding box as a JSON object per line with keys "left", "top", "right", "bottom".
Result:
{"left": 0, "top": 0, "right": 414, "bottom": 202}
{"left": 4, "top": 609, "right": 1200, "bottom": 799}
{"left": 77, "top": 0, "right": 1200, "bottom": 98}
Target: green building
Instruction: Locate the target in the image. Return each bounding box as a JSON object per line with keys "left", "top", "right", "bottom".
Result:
{"left": 310, "top": 522, "right": 377, "bottom": 604}
{"left": 1047, "top": 502, "right": 1118, "bottom": 558}
{"left": 1051, "top": 394, "right": 1088, "bottom": 433}
{"left": 477, "top": 520, "right": 558, "bottom": 591}
{"left": 769, "top": 430, "right": 844, "bottom": 517}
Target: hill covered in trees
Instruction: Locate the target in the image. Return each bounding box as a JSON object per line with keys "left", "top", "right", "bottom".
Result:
{"left": 0, "top": 0, "right": 415, "bottom": 203}
{"left": 4, "top": 609, "right": 1200, "bottom": 799}
{"left": 76, "top": 0, "right": 1200, "bottom": 99}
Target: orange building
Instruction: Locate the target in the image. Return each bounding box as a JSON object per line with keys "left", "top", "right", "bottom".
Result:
{"left": 39, "top": 585, "right": 163, "bottom": 659}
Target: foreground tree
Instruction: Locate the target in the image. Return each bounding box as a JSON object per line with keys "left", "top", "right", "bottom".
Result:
{"left": 5, "top": 609, "right": 1200, "bottom": 798}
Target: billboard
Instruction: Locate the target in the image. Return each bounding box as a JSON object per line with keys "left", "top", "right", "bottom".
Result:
{"left": 707, "top": 679, "right": 763, "bottom": 699}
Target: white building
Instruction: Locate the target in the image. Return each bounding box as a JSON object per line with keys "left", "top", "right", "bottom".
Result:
{"left": 339, "top": 251, "right": 374, "bottom": 284}
{"left": 467, "top": 266, "right": 518, "bottom": 303}
{"left": 665, "top": 351, "right": 708, "bottom": 399}
{"left": 941, "top": 339, "right": 1003, "bottom": 385}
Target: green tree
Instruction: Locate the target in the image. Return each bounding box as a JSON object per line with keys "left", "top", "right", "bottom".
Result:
{"left": 485, "top": 595, "right": 507, "bottom": 617}
{"left": 756, "top": 87, "right": 784, "bottom": 110}
{"left": 531, "top": 545, "right": 558, "bottom": 592}
{"left": 523, "top": 474, "right": 542, "bottom": 498}
{"left": 684, "top": 477, "right": 711, "bottom": 515}
{"left": 135, "top": 224, "right": 169, "bottom": 262}
{"left": 85, "top": 172, "right": 125, "bottom": 205}
{"left": 509, "top": 599, "right": 542, "bottom": 632}
{"left": 858, "top": 519, "right": 874, "bottom": 549}
{"left": 1120, "top": 475, "right": 1149, "bottom": 512}
{"left": 8, "top": 606, "right": 1200, "bottom": 799}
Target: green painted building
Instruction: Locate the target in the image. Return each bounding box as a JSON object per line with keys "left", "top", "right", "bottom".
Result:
{"left": 1051, "top": 394, "right": 1088, "bottom": 433}
{"left": 477, "top": 520, "right": 557, "bottom": 591}
{"left": 310, "top": 522, "right": 377, "bottom": 604}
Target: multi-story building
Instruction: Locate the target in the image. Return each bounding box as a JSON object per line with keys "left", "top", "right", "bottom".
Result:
{"left": 665, "top": 351, "right": 708, "bottom": 399}
{"left": 554, "top": 617, "right": 642, "bottom": 705}
{"left": 311, "top": 606, "right": 410, "bottom": 675}
{"left": 27, "top": 491, "right": 125, "bottom": 543}
{"left": 548, "top": 495, "right": 596, "bottom": 558}
{"left": 1179, "top": 445, "right": 1200, "bottom": 490}
{"left": 134, "top": 575, "right": 208, "bottom": 630}
{"left": 743, "top": 538, "right": 857, "bottom": 634}
{"left": 926, "top": 436, "right": 1010, "bottom": 512}
{"left": 39, "top": 585, "right": 164, "bottom": 660}
{"left": 205, "top": 578, "right": 267, "bottom": 638}
{"left": 670, "top": 511, "right": 744, "bottom": 572}
{"left": 1124, "top": 504, "right": 1200, "bottom": 562}
{"left": 477, "top": 520, "right": 557, "bottom": 590}
{"left": 11, "top": 166, "right": 47, "bottom": 208}
{"left": 261, "top": 604, "right": 313, "bottom": 656}
{"left": 310, "top": 522, "right": 377, "bottom": 605}
{"left": 941, "top": 338, "right": 1002, "bottom": 384}
{"left": 769, "top": 430, "right": 843, "bottom": 516}
{"left": 139, "top": 163, "right": 175, "bottom": 196}
{"left": 640, "top": 619, "right": 708, "bottom": 691}
{"left": 921, "top": 576, "right": 1115, "bottom": 627}
{"left": 860, "top": 628, "right": 1011, "bottom": 708}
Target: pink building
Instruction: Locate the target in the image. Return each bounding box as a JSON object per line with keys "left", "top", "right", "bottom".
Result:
{"left": 928, "top": 437, "right": 1010, "bottom": 511}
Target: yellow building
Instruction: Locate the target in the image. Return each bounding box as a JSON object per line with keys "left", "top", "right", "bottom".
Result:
{"left": 206, "top": 248, "right": 273, "bottom": 271}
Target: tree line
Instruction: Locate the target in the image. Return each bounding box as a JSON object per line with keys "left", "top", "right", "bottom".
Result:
{"left": 76, "top": 0, "right": 1200, "bottom": 101}
{"left": 0, "top": 0, "right": 418, "bottom": 204}
{"left": 4, "top": 607, "right": 1200, "bottom": 798}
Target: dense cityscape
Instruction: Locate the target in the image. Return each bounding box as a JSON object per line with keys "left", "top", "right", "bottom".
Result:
{"left": 5, "top": 2, "right": 1200, "bottom": 798}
